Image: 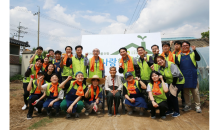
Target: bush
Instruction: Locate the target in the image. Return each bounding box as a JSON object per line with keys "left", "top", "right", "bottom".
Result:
{"left": 10, "top": 74, "right": 24, "bottom": 81}
{"left": 199, "top": 78, "right": 209, "bottom": 92}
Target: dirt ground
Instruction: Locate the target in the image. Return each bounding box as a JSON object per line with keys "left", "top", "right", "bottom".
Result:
{"left": 10, "top": 82, "right": 209, "bottom": 130}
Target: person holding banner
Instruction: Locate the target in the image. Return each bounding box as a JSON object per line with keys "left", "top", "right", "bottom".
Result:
{"left": 147, "top": 71, "right": 168, "bottom": 119}
{"left": 84, "top": 75, "right": 104, "bottom": 115}
{"left": 66, "top": 45, "right": 88, "bottom": 84}
{"left": 60, "top": 46, "right": 73, "bottom": 81}
{"left": 58, "top": 72, "right": 86, "bottom": 118}
{"left": 176, "top": 41, "right": 202, "bottom": 113}
{"left": 85, "top": 48, "right": 105, "bottom": 78}
{"left": 123, "top": 72, "right": 147, "bottom": 116}
{"left": 153, "top": 55, "right": 185, "bottom": 117}
{"left": 26, "top": 70, "right": 46, "bottom": 119}
{"left": 22, "top": 58, "right": 44, "bottom": 110}
{"left": 105, "top": 66, "right": 123, "bottom": 116}
{"left": 118, "top": 47, "right": 139, "bottom": 80}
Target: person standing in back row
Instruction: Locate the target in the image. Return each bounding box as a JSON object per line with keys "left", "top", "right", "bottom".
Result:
{"left": 29, "top": 46, "right": 44, "bottom": 64}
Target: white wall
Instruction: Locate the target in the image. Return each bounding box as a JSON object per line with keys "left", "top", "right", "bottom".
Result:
{"left": 10, "top": 64, "right": 21, "bottom": 77}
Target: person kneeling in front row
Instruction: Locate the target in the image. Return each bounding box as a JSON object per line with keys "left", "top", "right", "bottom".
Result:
{"left": 147, "top": 71, "right": 169, "bottom": 119}
{"left": 123, "top": 72, "right": 147, "bottom": 116}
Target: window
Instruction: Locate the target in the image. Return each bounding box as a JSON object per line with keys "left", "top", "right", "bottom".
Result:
{"left": 10, "top": 44, "right": 20, "bottom": 55}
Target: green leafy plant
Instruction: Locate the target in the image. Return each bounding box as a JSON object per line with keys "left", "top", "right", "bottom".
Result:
{"left": 10, "top": 74, "right": 24, "bottom": 81}
{"left": 201, "top": 30, "right": 209, "bottom": 39}
{"left": 137, "top": 35, "right": 147, "bottom": 41}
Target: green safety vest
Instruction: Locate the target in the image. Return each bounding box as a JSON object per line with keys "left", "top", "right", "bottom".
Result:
{"left": 121, "top": 56, "right": 136, "bottom": 79}
{"left": 22, "top": 64, "right": 44, "bottom": 83}
{"left": 66, "top": 81, "right": 86, "bottom": 94}
{"left": 164, "top": 53, "right": 176, "bottom": 62}
{"left": 153, "top": 63, "right": 160, "bottom": 71}
{"left": 62, "top": 58, "right": 73, "bottom": 77}
{"left": 32, "top": 55, "right": 44, "bottom": 64}
{"left": 52, "top": 59, "right": 61, "bottom": 64}
{"left": 148, "top": 83, "right": 167, "bottom": 104}
{"left": 88, "top": 58, "right": 104, "bottom": 78}
{"left": 86, "top": 86, "right": 103, "bottom": 99}
{"left": 123, "top": 80, "right": 141, "bottom": 96}
{"left": 177, "top": 51, "right": 197, "bottom": 67}
{"left": 72, "top": 56, "right": 87, "bottom": 78}
{"left": 46, "top": 83, "right": 62, "bottom": 96}
{"left": 158, "top": 61, "right": 185, "bottom": 84}
{"left": 30, "top": 80, "right": 46, "bottom": 94}
{"left": 137, "top": 55, "right": 152, "bottom": 80}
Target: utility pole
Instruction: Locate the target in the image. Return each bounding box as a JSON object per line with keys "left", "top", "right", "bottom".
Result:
{"left": 17, "top": 22, "right": 27, "bottom": 40}
{"left": 34, "top": 6, "right": 40, "bottom": 47}
{"left": 124, "top": 29, "right": 127, "bottom": 34}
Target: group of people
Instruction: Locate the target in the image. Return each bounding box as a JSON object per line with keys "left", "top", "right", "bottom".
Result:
{"left": 22, "top": 40, "right": 201, "bottom": 120}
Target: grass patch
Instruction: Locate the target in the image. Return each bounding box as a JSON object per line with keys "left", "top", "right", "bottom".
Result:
{"left": 10, "top": 74, "right": 24, "bottom": 82}
{"left": 28, "top": 117, "right": 54, "bottom": 129}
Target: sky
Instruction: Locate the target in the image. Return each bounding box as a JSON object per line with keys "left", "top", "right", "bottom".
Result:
{"left": 9, "top": 0, "right": 209, "bottom": 53}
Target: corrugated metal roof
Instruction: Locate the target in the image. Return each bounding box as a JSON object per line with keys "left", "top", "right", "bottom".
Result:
{"left": 10, "top": 38, "right": 30, "bottom": 47}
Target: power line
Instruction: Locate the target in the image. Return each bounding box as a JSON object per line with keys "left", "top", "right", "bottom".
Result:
{"left": 10, "top": 6, "right": 96, "bottom": 34}
{"left": 126, "top": 0, "right": 141, "bottom": 29}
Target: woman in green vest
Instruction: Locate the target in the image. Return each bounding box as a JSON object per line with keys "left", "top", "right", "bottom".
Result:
{"left": 38, "top": 73, "right": 62, "bottom": 116}
{"left": 59, "top": 72, "right": 86, "bottom": 118}
{"left": 155, "top": 55, "right": 185, "bottom": 117}
{"left": 147, "top": 71, "right": 169, "bottom": 119}
{"left": 84, "top": 75, "right": 105, "bottom": 116}
{"left": 123, "top": 72, "right": 147, "bottom": 116}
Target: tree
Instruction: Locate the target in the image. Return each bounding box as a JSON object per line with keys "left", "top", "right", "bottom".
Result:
{"left": 201, "top": 30, "right": 209, "bottom": 39}
{"left": 42, "top": 51, "right": 48, "bottom": 58}
{"left": 32, "top": 47, "right": 36, "bottom": 51}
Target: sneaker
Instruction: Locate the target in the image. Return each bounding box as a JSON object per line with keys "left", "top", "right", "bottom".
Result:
{"left": 66, "top": 113, "right": 71, "bottom": 118}
{"left": 47, "top": 112, "right": 51, "bottom": 116}
{"left": 116, "top": 113, "right": 121, "bottom": 117}
{"left": 75, "top": 113, "right": 79, "bottom": 118}
{"left": 96, "top": 111, "right": 101, "bottom": 115}
{"left": 182, "top": 105, "right": 191, "bottom": 112}
{"left": 166, "top": 110, "right": 174, "bottom": 115}
{"left": 34, "top": 107, "right": 38, "bottom": 111}
{"left": 196, "top": 106, "right": 202, "bottom": 113}
{"left": 161, "top": 116, "right": 166, "bottom": 119}
{"left": 139, "top": 111, "right": 144, "bottom": 116}
{"left": 85, "top": 112, "right": 89, "bottom": 116}
{"left": 128, "top": 111, "right": 133, "bottom": 115}
{"left": 27, "top": 114, "right": 32, "bottom": 119}
{"left": 151, "top": 116, "right": 156, "bottom": 119}
{"left": 182, "top": 102, "right": 186, "bottom": 107}
{"left": 108, "top": 113, "right": 112, "bottom": 117}
{"left": 55, "top": 113, "right": 60, "bottom": 117}
{"left": 22, "top": 104, "right": 27, "bottom": 110}
{"left": 172, "top": 112, "right": 180, "bottom": 117}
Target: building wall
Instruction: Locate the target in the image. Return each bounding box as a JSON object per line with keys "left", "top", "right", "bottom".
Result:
{"left": 10, "top": 64, "right": 21, "bottom": 77}
{"left": 21, "top": 53, "right": 33, "bottom": 76}
{"left": 10, "top": 54, "right": 20, "bottom": 64}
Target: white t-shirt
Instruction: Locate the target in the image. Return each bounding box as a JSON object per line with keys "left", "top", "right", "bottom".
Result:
{"left": 41, "top": 83, "right": 64, "bottom": 99}
{"left": 146, "top": 83, "right": 168, "bottom": 92}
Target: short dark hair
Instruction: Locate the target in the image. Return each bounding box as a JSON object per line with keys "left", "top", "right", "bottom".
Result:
{"left": 44, "top": 56, "right": 49, "bottom": 60}
{"left": 182, "top": 41, "right": 190, "bottom": 46}
{"left": 119, "top": 47, "right": 127, "bottom": 53}
{"left": 36, "top": 58, "right": 44, "bottom": 63}
{"left": 51, "top": 73, "right": 59, "bottom": 79}
{"left": 150, "top": 71, "right": 162, "bottom": 84}
{"left": 65, "top": 46, "right": 72, "bottom": 51}
{"left": 75, "top": 45, "right": 83, "bottom": 50}
{"left": 151, "top": 45, "right": 159, "bottom": 49}
{"left": 48, "top": 49, "right": 54, "bottom": 53}
{"left": 156, "top": 55, "right": 165, "bottom": 61}
{"left": 137, "top": 46, "right": 145, "bottom": 51}
{"left": 36, "top": 46, "right": 43, "bottom": 51}
{"left": 55, "top": 50, "right": 62, "bottom": 55}
{"left": 174, "top": 41, "right": 182, "bottom": 46}
{"left": 162, "top": 42, "right": 170, "bottom": 47}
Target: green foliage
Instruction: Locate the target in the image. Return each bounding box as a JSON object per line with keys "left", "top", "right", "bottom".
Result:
{"left": 19, "top": 56, "right": 22, "bottom": 64}
{"left": 199, "top": 78, "right": 209, "bottom": 92}
{"left": 28, "top": 117, "right": 54, "bottom": 129}
{"left": 201, "top": 30, "right": 209, "bottom": 39}
{"left": 32, "top": 47, "right": 36, "bottom": 51}
{"left": 10, "top": 74, "right": 24, "bottom": 81}
{"left": 42, "top": 51, "right": 48, "bottom": 58}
